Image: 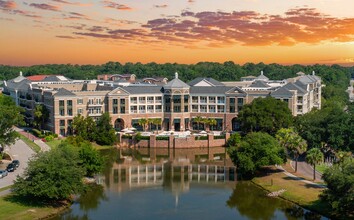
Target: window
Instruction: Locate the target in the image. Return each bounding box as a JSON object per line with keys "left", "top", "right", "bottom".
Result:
{"left": 209, "top": 97, "right": 216, "bottom": 103}
{"left": 88, "top": 99, "right": 94, "bottom": 105}
{"left": 96, "top": 98, "right": 101, "bottom": 105}
{"left": 113, "top": 99, "right": 118, "bottom": 105}
{"left": 192, "top": 105, "right": 198, "bottom": 112}
{"left": 147, "top": 97, "right": 154, "bottom": 103}
{"left": 173, "top": 106, "right": 181, "bottom": 112}
{"left": 173, "top": 95, "right": 181, "bottom": 103}
{"left": 192, "top": 96, "right": 198, "bottom": 103}
{"left": 120, "top": 106, "right": 125, "bottom": 114}
{"left": 218, "top": 106, "right": 225, "bottom": 113}
{"left": 217, "top": 97, "right": 225, "bottom": 104}
{"left": 130, "top": 97, "right": 137, "bottom": 104}
{"left": 59, "top": 100, "right": 64, "bottom": 107}
{"left": 184, "top": 95, "right": 189, "bottom": 103}
{"left": 139, "top": 97, "right": 146, "bottom": 104}
{"left": 88, "top": 108, "right": 94, "bottom": 114}
{"left": 200, "top": 105, "right": 207, "bottom": 112}
{"left": 147, "top": 105, "right": 154, "bottom": 113}
{"left": 230, "top": 106, "right": 235, "bottom": 113}
{"left": 209, "top": 105, "right": 216, "bottom": 113}
{"left": 184, "top": 105, "right": 188, "bottom": 112}
{"left": 130, "top": 106, "right": 137, "bottom": 113}
{"left": 139, "top": 106, "right": 146, "bottom": 113}
{"left": 230, "top": 98, "right": 235, "bottom": 104}
{"left": 113, "top": 107, "right": 118, "bottom": 114}
{"left": 155, "top": 105, "right": 162, "bottom": 112}
{"left": 237, "top": 98, "right": 244, "bottom": 105}
{"left": 155, "top": 96, "right": 162, "bottom": 103}
{"left": 77, "top": 99, "right": 83, "bottom": 104}
{"left": 120, "top": 99, "right": 125, "bottom": 105}
{"left": 200, "top": 96, "right": 207, "bottom": 103}
{"left": 60, "top": 120, "right": 65, "bottom": 127}
{"left": 67, "top": 109, "right": 73, "bottom": 116}
{"left": 67, "top": 100, "right": 72, "bottom": 106}
{"left": 78, "top": 108, "right": 83, "bottom": 115}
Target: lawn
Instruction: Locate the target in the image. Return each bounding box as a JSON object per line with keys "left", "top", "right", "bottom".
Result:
{"left": 315, "top": 163, "right": 330, "bottom": 174}
{"left": 0, "top": 195, "right": 66, "bottom": 220}
{"left": 17, "top": 135, "right": 41, "bottom": 153}
{"left": 46, "top": 139, "right": 64, "bottom": 149}
{"left": 252, "top": 166, "right": 332, "bottom": 218}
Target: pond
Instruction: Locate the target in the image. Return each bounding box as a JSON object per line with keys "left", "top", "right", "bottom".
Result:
{"left": 51, "top": 147, "right": 325, "bottom": 220}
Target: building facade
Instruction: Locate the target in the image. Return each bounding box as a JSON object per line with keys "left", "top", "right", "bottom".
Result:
{"left": 2, "top": 71, "right": 322, "bottom": 136}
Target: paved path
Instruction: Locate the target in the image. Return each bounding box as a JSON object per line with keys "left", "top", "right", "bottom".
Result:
{"left": 15, "top": 127, "right": 51, "bottom": 152}
{"left": 0, "top": 139, "right": 36, "bottom": 196}
{"left": 276, "top": 165, "right": 326, "bottom": 188}
{"left": 290, "top": 158, "right": 323, "bottom": 181}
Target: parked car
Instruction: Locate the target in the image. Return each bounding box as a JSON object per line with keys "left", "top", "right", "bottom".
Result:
{"left": 6, "top": 163, "right": 16, "bottom": 172}
{"left": 0, "top": 170, "right": 8, "bottom": 178}
{"left": 12, "top": 160, "right": 20, "bottom": 168}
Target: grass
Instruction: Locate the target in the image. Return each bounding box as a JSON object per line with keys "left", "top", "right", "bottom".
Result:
{"left": 0, "top": 194, "right": 67, "bottom": 220}
{"left": 252, "top": 165, "right": 332, "bottom": 218}
{"left": 0, "top": 186, "right": 12, "bottom": 193}
{"left": 316, "top": 163, "right": 330, "bottom": 174}
{"left": 92, "top": 143, "right": 115, "bottom": 150}
{"left": 17, "top": 135, "right": 41, "bottom": 153}
{"left": 46, "top": 139, "right": 63, "bottom": 149}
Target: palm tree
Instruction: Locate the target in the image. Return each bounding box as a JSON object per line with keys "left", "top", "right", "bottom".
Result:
{"left": 276, "top": 128, "right": 307, "bottom": 172}
{"left": 152, "top": 118, "right": 162, "bottom": 132}
{"left": 147, "top": 118, "right": 154, "bottom": 131}
{"left": 193, "top": 116, "right": 203, "bottom": 131}
{"left": 208, "top": 118, "right": 217, "bottom": 131}
{"left": 306, "top": 148, "right": 323, "bottom": 180}
{"left": 138, "top": 118, "right": 148, "bottom": 131}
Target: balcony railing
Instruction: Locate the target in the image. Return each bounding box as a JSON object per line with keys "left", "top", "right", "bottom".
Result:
{"left": 130, "top": 110, "right": 137, "bottom": 113}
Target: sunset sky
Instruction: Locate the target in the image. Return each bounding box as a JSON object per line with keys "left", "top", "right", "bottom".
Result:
{"left": 0, "top": 0, "right": 353, "bottom": 66}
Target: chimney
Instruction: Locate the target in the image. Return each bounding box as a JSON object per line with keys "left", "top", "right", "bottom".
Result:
{"left": 175, "top": 72, "right": 179, "bottom": 79}
{"left": 20, "top": 71, "right": 23, "bottom": 76}
{"left": 312, "top": 71, "right": 315, "bottom": 75}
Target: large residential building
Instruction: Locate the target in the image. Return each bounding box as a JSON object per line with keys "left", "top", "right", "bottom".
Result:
{"left": 2, "top": 71, "right": 321, "bottom": 136}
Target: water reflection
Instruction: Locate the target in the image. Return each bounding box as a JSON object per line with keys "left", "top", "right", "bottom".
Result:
{"left": 53, "top": 147, "right": 325, "bottom": 220}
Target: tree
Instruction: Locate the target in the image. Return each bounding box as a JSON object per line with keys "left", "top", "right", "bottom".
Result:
{"left": 306, "top": 148, "right": 324, "bottom": 180}
{"left": 276, "top": 128, "right": 307, "bottom": 172}
{"left": 228, "top": 132, "right": 285, "bottom": 175}
{"left": 95, "top": 113, "right": 117, "bottom": 146}
{"left": 226, "top": 132, "right": 241, "bottom": 148}
{"left": 152, "top": 118, "right": 162, "bottom": 131}
{"left": 0, "top": 94, "right": 23, "bottom": 153}
{"left": 193, "top": 116, "right": 203, "bottom": 131}
{"left": 238, "top": 97, "right": 293, "bottom": 135}
{"left": 321, "top": 158, "right": 354, "bottom": 217}
{"left": 138, "top": 118, "right": 148, "bottom": 131}
{"left": 207, "top": 118, "right": 217, "bottom": 131}
{"left": 12, "top": 143, "right": 85, "bottom": 201}
{"left": 33, "top": 104, "right": 49, "bottom": 129}
{"left": 78, "top": 142, "right": 104, "bottom": 177}
{"left": 72, "top": 115, "right": 96, "bottom": 141}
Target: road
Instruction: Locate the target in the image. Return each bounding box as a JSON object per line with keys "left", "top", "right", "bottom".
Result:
{"left": 291, "top": 158, "right": 323, "bottom": 180}
{"left": 0, "top": 139, "right": 36, "bottom": 195}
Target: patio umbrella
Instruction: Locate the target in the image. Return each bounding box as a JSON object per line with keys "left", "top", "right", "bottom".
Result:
{"left": 128, "top": 127, "right": 137, "bottom": 131}
{"left": 121, "top": 128, "right": 130, "bottom": 132}
{"left": 124, "top": 130, "right": 135, "bottom": 134}
{"left": 199, "top": 130, "right": 207, "bottom": 134}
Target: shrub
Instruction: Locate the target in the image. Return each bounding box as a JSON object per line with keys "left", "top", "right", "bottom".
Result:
{"left": 195, "top": 136, "right": 208, "bottom": 140}
{"left": 156, "top": 136, "right": 169, "bottom": 140}
{"left": 214, "top": 135, "right": 226, "bottom": 140}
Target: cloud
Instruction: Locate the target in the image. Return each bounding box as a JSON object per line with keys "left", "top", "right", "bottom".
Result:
{"left": 154, "top": 5, "right": 168, "bottom": 8}
{"left": 0, "top": 0, "right": 16, "bottom": 10}
{"left": 56, "top": 35, "right": 83, "bottom": 39}
{"left": 101, "top": 1, "right": 132, "bottom": 10}
{"left": 72, "top": 7, "right": 354, "bottom": 47}
{"left": 29, "top": 3, "right": 60, "bottom": 11}
{"left": 51, "top": 0, "right": 92, "bottom": 7}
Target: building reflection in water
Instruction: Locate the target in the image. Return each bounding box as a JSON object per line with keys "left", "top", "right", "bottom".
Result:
{"left": 96, "top": 147, "right": 237, "bottom": 207}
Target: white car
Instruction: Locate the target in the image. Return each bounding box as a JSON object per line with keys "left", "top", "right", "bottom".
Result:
{"left": 0, "top": 170, "right": 8, "bottom": 178}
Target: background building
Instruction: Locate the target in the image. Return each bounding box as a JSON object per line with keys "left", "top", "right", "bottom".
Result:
{"left": 2, "top": 71, "right": 321, "bottom": 136}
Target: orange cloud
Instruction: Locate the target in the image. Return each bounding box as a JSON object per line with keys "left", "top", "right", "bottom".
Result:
{"left": 0, "top": 0, "right": 16, "bottom": 10}
{"left": 29, "top": 3, "right": 60, "bottom": 12}
{"left": 101, "top": 1, "right": 132, "bottom": 10}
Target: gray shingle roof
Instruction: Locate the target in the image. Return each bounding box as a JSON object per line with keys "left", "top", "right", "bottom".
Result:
{"left": 190, "top": 86, "right": 233, "bottom": 94}
{"left": 6, "top": 78, "right": 31, "bottom": 90}
{"left": 298, "top": 75, "right": 317, "bottom": 84}
{"left": 164, "top": 78, "right": 190, "bottom": 89}
{"left": 248, "top": 80, "right": 271, "bottom": 88}
{"left": 124, "top": 86, "right": 163, "bottom": 94}
{"left": 271, "top": 87, "right": 293, "bottom": 97}
{"left": 54, "top": 88, "right": 76, "bottom": 97}
{"left": 283, "top": 83, "right": 306, "bottom": 95}
{"left": 188, "top": 77, "right": 224, "bottom": 86}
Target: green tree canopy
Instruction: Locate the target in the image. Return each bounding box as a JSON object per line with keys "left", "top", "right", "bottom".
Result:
{"left": 72, "top": 115, "right": 97, "bottom": 142}
{"left": 95, "top": 112, "right": 116, "bottom": 146}
{"left": 276, "top": 128, "right": 307, "bottom": 172}
{"left": 0, "top": 94, "right": 23, "bottom": 152}
{"left": 228, "top": 132, "right": 286, "bottom": 176}
{"left": 321, "top": 158, "right": 354, "bottom": 217}
{"left": 306, "top": 148, "right": 324, "bottom": 180}
{"left": 238, "top": 97, "right": 293, "bottom": 135}
{"left": 33, "top": 104, "right": 49, "bottom": 129}
{"left": 12, "top": 143, "right": 85, "bottom": 201}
